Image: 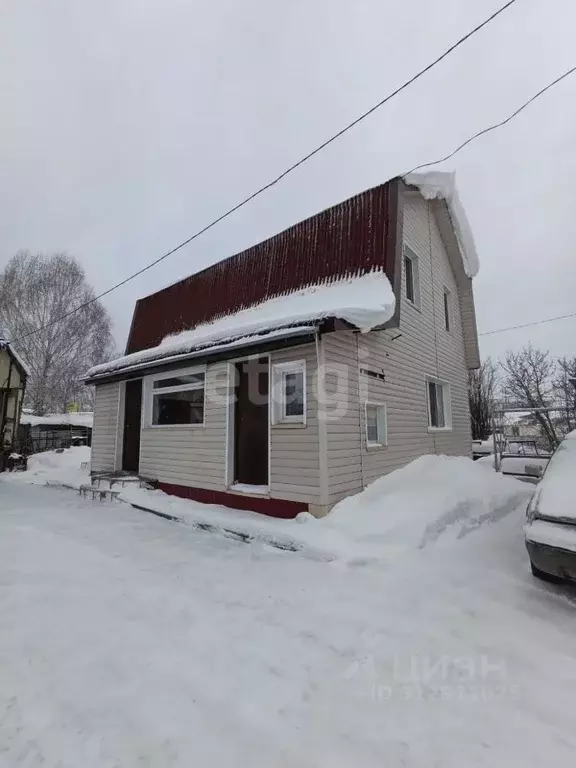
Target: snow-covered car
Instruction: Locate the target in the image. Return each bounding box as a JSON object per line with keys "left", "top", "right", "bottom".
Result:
{"left": 525, "top": 430, "right": 576, "bottom": 582}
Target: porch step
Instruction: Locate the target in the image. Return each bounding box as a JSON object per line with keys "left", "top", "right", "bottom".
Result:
{"left": 79, "top": 484, "right": 121, "bottom": 502}
{"left": 90, "top": 472, "right": 153, "bottom": 490}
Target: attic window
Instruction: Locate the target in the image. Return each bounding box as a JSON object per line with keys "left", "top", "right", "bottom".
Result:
{"left": 443, "top": 288, "right": 452, "bottom": 332}
{"left": 403, "top": 246, "right": 420, "bottom": 307}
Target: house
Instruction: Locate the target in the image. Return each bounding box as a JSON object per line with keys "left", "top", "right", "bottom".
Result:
{"left": 86, "top": 172, "right": 480, "bottom": 518}
{"left": 0, "top": 339, "right": 28, "bottom": 471}
{"left": 19, "top": 411, "right": 93, "bottom": 453}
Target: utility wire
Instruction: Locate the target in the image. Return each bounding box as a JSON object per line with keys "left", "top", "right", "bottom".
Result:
{"left": 480, "top": 312, "right": 576, "bottom": 336}
{"left": 12, "top": 0, "right": 518, "bottom": 344}
{"left": 403, "top": 64, "right": 576, "bottom": 176}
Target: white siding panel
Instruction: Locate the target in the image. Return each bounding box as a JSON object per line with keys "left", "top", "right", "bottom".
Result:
{"left": 138, "top": 361, "right": 229, "bottom": 490}
{"left": 136, "top": 345, "right": 321, "bottom": 505}
{"left": 91, "top": 382, "right": 121, "bottom": 472}
{"left": 323, "top": 332, "right": 363, "bottom": 504}
{"left": 323, "top": 192, "right": 473, "bottom": 503}
{"left": 270, "top": 344, "right": 321, "bottom": 504}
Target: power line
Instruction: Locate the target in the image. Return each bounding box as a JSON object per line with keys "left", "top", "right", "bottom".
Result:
{"left": 480, "top": 312, "right": 576, "bottom": 336}
{"left": 13, "top": 0, "right": 519, "bottom": 344}
{"left": 404, "top": 64, "right": 576, "bottom": 176}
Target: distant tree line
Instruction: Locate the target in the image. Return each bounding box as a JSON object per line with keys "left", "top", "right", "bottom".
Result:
{"left": 0, "top": 251, "right": 114, "bottom": 415}
{"left": 469, "top": 345, "right": 576, "bottom": 449}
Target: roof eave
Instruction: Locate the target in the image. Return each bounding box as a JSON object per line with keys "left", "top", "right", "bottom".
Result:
{"left": 85, "top": 325, "right": 321, "bottom": 386}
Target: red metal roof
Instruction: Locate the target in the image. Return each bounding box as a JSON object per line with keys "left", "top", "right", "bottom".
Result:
{"left": 126, "top": 180, "right": 399, "bottom": 354}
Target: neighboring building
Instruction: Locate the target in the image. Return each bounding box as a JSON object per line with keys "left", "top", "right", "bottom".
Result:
{"left": 19, "top": 412, "right": 93, "bottom": 453}
{"left": 86, "top": 173, "right": 480, "bottom": 518}
{"left": 0, "top": 339, "right": 28, "bottom": 471}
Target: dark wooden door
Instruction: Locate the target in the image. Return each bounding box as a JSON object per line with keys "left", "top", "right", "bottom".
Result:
{"left": 234, "top": 359, "right": 269, "bottom": 486}
{"left": 122, "top": 379, "right": 142, "bottom": 473}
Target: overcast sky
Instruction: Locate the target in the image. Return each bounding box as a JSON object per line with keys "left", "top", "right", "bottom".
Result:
{"left": 1, "top": 0, "right": 575, "bottom": 362}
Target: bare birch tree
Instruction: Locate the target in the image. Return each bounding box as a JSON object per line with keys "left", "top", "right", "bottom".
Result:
{"left": 553, "top": 356, "right": 576, "bottom": 434}
{"left": 0, "top": 251, "right": 114, "bottom": 414}
{"left": 500, "top": 345, "right": 559, "bottom": 450}
{"left": 468, "top": 359, "right": 497, "bottom": 440}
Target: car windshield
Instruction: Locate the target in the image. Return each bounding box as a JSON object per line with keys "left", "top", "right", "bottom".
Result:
{"left": 535, "top": 430, "right": 576, "bottom": 522}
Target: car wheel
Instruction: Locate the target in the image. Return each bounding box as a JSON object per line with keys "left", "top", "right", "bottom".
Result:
{"left": 531, "top": 561, "right": 561, "bottom": 584}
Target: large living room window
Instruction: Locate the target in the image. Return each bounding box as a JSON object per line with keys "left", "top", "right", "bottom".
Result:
{"left": 150, "top": 368, "right": 205, "bottom": 426}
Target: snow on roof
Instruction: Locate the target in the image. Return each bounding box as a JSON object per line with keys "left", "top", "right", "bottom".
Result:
{"left": 20, "top": 412, "right": 94, "bottom": 428}
{"left": 403, "top": 171, "right": 480, "bottom": 278}
{"left": 0, "top": 339, "right": 30, "bottom": 377}
{"left": 87, "top": 270, "right": 396, "bottom": 379}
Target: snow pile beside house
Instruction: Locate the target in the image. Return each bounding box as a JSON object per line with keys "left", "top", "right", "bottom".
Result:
{"left": 1, "top": 446, "right": 91, "bottom": 489}
{"left": 3, "top": 449, "right": 530, "bottom": 563}
{"left": 321, "top": 455, "right": 531, "bottom": 559}
{"left": 404, "top": 171, "right": 480, "bottom": 278}
{"left": 121, "top": 455, "right": 530, "bottom": 563}
{"left": 86, "top": 269, "right": 395, "bottom": 378}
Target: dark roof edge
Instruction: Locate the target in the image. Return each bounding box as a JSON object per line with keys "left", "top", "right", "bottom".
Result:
{"left": 86, "top": 326, "right": 319, "bottom": 386}
{"left": 137, "top": 177, "right": 401, "bottom": 306}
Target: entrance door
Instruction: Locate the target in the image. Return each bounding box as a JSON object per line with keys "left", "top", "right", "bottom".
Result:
{"left": 122, "top": 379, "right": 142, "bottom": 473}
{"left": 234, "top": 359, "right": 269, "bottom": 486}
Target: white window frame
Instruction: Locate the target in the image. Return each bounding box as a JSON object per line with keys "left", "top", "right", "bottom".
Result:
{"left": 443, "top": 287, "right": 452, "bottom": 332}
{"left": 364, "top": 402, "right": 388, "bottom": 448}
{"left": 426, "top": 376, "right": 452, "bottom": 432}
{"left": 271, "top": 360, "right": 307, "bottom": 426}
{"left": 146, "top": 365, "right": 206, "bottom": 428}
{"left": 403, "top": 245, "right": 421, "bottom": 308}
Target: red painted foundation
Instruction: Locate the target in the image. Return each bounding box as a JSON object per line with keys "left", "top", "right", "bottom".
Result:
{"left": 157, "top": 482, "right": 307, "bottom": 519}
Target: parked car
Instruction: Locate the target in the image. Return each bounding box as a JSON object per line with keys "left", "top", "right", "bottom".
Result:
{"left": 525, "top": 430, "right": 576, "bottom": 582}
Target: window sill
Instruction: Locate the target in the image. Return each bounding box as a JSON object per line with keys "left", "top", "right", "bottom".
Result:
{"left": 366, "top": 442, "right": 387, "bottom": 450}
{"left": 428, "top": 426, "right": 453, "bottom": 433}
{"left": 405, "top": 299, "right": 422, "bottom": 312}
{"left": 147, "top": 422, "right": 206, "bottom": 429}
{"left": 272, "top": 420, "right": 307, "bottom": 429}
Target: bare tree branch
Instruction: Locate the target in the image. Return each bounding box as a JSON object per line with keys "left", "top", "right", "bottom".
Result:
{"left": 0, "top": 251, "right": 114, "bottom": 414}
{"left": 468, "top": 359, "right": 497, "bottom": 440}
{"left": 500, "top": 345, "right": 560, "bottom": 450}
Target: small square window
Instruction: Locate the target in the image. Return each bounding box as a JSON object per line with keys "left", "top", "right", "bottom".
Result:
{"left": 365, "top": 403, "right": 387, "bottom": 446}
{"left": 426, "top": 378, "right": 451, "bottom": 430}
{"left": 403, "top": 246, "right": 420, "bottom": 307}
{"left": 272, "top": 360, "right": 306, "bottom": 424}
{"left": 443, "top": 289, "right": 452, "bottom": 332}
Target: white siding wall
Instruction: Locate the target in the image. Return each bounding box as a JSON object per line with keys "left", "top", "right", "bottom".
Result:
{"left": 139, "top": 362, "right": 228, "bottom": 490}
{"left": 131, "top": 346, "right": 322, "bottom": 504}
{"left": 324, "top": 192, "right": 472, "bottom": 504}
{"left": 270, "top": 344, "right": 321, "bottom": 504}
{"left": 91, "top": 382, "right": 121, "bottom": 472}
{"left": 323, "top": 332, "right": 363, "bottom": 504}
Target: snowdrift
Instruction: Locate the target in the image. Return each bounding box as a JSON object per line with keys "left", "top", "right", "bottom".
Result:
{"left": 322, "top": 455, "right": 532, "bottom": 560}
{"left": 1, "top": 447, "right": 91, "bottom": 489}
{"left": 2, "top": 450, "right": 531, "bottom": 565}
{"left": 122, "top": 455, "right": 531, "bottom": 564}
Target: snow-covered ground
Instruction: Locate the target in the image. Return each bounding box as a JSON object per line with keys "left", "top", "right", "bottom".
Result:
{"left": 2, "top": 453, "right": 576, "bottom": 765}
{"left": 3, "top": 449, "right": 530, "bottom": 563}
{"left": 1, "top": 446, "right": 91, "bottom": 489}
